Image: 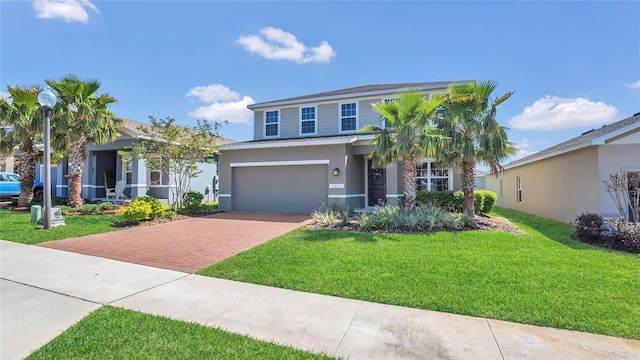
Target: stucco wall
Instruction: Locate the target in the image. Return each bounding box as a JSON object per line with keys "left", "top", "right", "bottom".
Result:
{"left": 486, "top": 147, "right": 600, "bottom": 223}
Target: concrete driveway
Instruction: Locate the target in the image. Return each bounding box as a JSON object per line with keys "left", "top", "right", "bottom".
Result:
{"left": 37, "top": 212, "right": 312, "bottom": 273}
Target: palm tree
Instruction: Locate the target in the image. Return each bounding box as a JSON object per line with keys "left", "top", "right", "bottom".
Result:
{"left": 46, "top": 75, "right": 122, "bottom": 207}
{"left": 360, "top": 90, "right": 446, "bottom": 212}
{"left": 438, "top": 80, "right": 515, "bottom": 217}
{"left": 0, "top": 86, "right": 44, "bottom": 206}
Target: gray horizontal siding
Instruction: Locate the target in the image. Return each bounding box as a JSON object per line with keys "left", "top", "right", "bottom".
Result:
{"left": 254, "top": 110, "right": 263, "bottom": 140}
{"left": 318, "top": 103, "right": 338, "bottom": 136}
{"left": 280, "top": 107, "right": 298, "bottom": 138}
{"left": 358, "top": 99, "right": 380, "bottom": 129}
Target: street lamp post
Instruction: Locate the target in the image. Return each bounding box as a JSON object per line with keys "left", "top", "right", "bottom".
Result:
{"left": 37, "top": 88, "right": 57, "bottom": 230}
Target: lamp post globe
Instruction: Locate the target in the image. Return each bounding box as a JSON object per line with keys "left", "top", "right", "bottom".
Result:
{"left": 37, "top": 88, "right": 57, "bottom": 109}
{"left": 37, "top": 88, "right": 57, "bottom": 229}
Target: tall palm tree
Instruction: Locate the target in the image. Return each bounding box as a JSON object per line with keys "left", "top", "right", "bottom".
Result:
{"left": 0, "top": 86, "right": 43, "bottom": 206}
{"left": 438, "top": 80, "right": 515, "bottom": 217}
{"left": 46, "top": 75, "right": 122, "bottom": 207}
{"left": 360, "top": 90, "right": 446, "bottom": 212}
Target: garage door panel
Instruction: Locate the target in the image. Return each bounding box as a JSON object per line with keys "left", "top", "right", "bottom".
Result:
{"left": 232, "top": 165, "right": 328, "bottom": 213}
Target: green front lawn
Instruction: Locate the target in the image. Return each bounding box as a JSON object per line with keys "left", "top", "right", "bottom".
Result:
{"left": 26, "top": 306, "right": 336, "bottom": 360}
{"left": 0, "top": 209, "right": 124, "bottom": 244}
{"left": 199, "top": 208, "right": 640, "bottom": 340}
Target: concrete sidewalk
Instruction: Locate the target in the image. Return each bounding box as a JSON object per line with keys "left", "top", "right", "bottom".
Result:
{"left": 2, "top": 240, "right": 639, "bottom": 360}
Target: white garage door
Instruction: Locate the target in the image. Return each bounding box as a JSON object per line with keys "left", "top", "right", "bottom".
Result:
{"left": 232, "top": 165, "right": 328, "bottom": 213}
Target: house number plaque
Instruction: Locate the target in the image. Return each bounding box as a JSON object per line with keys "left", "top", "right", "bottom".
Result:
{"left": 329, "top": 184, "right": 344, "bottom": 189}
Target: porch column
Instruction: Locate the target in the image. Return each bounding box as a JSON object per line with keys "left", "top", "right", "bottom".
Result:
{"left": 129, "top": 158, "right": 147, "bottom": 199}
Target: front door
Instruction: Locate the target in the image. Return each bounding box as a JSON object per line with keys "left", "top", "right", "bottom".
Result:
{"left": 368, "top": 159, "right": 386, "bottom": 206}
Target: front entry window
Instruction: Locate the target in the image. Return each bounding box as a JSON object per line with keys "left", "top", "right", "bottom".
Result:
{"left": 416, "top": 162, "right": 450, "bottom": 191}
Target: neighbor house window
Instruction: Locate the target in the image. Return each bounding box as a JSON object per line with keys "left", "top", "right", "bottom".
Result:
{"left": 433, "top": 106, "right": 446, "bottom": 126}
{"left": 340, "top": 102, "right": 358, "bottom": 132}
{"left": 300, "top": 106, "right": 317, "bottom": 135}
{"left": 517, "top": 176, "right": 522, "bottom": 202}
{"left": 148, "top": 155, "right": 162, "bottom": 185}
{"left": 416, "top": 162, "right": 451, "bottom": 191}
{"left": 264, "top": 110, "right": 279, "bottom": 137}
{"left": 122, "top": 157, "right": 133, "bottom": 185}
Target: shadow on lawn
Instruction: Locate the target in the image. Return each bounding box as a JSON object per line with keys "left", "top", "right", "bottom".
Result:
{"left": 492, "top": 208, "right": 596, "bottom": 251}
{"left": 297, "top": 228, "right": 378, "bottom": 243}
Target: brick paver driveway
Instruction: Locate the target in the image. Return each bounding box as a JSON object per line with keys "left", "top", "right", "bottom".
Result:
{"left": 37, "top": 212, "right": 312, "bottom": 273}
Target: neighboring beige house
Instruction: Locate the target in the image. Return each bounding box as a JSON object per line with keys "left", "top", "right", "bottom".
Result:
{"left": 218, "top": 82, "right": 469, "bottom": 214}
{"left": 486, "top": 113, "right": 640, "bottom": 224}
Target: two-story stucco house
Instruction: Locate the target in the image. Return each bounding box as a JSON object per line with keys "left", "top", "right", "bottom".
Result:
{"left": 218, "top": 82, "right": 467, "bottom": 214}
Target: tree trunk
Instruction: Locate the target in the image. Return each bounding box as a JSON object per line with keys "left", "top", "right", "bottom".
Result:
{"left": 461, "top": 158, "right": 476, "bottom": 218}
{"left": 17, "top": 147, "right": 36, "bottom": 207}
{"left": 402, "top": 154, "right": 418, "bottom": 213}
{"left": 67, "top": 136, "right": 87, "bottom": 207}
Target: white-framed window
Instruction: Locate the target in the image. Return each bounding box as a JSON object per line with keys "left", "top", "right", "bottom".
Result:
{"left": 264, "top": 110, "right": 280, "bottom": 138}
{"left": 416, "top": 161, "right": 451, "bottom": 191}
{"left": 339, "top": 102, "right": 358, "bottom": 133}
{"left": 122, "top": 157, "right": 133, "bottom": 185}
{"left": 517, "top": 176, "right": 522, "bottom": 202}
{"left": 299, "top": 106, "right": 317, "bottom": 135}
{"left": 433, "top": 106, "right": 446, "bottom": 126}
{"left": 148, "top": 155, "right": 163, "bottom": 186}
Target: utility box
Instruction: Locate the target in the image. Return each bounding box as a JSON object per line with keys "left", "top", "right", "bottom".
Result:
{"left": 35, "top": 207, "right": 66, "bottom": 229}
{"left": 30, "top": 205, "right": 42, "bottom": 223}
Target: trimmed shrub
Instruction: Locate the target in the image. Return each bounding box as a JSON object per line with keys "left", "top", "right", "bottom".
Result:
{"left": 574, "top": 212, "right": 604, "bottom": 241}
{"left": 416, "top": 190, "right": 497, "bottom": 214}
{"left": 123, "top": 200, "right": 153, "bottom": 223}
{"left": 137, "top": 196, "right": 167, "bottom": 219}
{"left": 478, "top": 190, "right": 498, "bottom": 214}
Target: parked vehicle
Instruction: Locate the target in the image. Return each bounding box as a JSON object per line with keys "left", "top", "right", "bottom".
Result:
{"left": 0, "top": 172, "right": 44, "bottom": 200}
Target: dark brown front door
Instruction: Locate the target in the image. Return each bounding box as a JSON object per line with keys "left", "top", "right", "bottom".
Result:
{"left": 368, "top": 159, "right": 386, "bottom": 206}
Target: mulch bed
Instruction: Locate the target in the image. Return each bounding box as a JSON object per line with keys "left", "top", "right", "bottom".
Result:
{"left": 308, "top": 214, "right": 527, "bottom": 235}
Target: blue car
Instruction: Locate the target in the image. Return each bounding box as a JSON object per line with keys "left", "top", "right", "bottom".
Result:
{"left": 0, "top": 172, "right": 44, "bottom": 200}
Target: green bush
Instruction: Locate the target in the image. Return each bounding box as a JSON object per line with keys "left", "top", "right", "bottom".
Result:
{"left": 97, "top": 202, "right": 119, "bottom": 211}
{"left": 476, "top": 190, "right": 497, "bottom": 214}
{"left": 122, "top": 200, "right": 153, "bottom": 223}
{"left": 416, "top": 190, "right": 497, "bottom": 214}
{"left": 137, "top": 196, "right": 167, "bottom": 219}
{"left": 182, "top": 191, "right": 205, "bottom": 214}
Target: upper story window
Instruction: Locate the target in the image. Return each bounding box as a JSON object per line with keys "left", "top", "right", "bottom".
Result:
{"left": 264, "top": 110, "right": 280, "bottom": 138}
{"left": 340, "top": 102, "right": 358, "bottom": 133}
{"left": 433, "top": 106, "right": 446, "bottom": 126}
{"left": 300, "top": 106, "right": 317, "bottom": 135}
{"left": 416, "top": 161, "right": 450, "bottom": 192}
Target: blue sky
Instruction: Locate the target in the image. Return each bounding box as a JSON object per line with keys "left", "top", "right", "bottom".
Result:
{"left": 2, "top": 0, "right": 639, "bottom": 164}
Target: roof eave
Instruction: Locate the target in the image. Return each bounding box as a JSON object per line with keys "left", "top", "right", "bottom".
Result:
{"left": 247, "top": 83, "right": 453, "bottom": 110}
{"left": 591, "top": 121, "right": 640, "bottom": 145}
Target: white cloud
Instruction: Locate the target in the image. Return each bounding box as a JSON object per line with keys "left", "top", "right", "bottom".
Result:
{"left": 627, "top": 80, "right": 640, "bottom": 89}
{"left": 186, "top": 84, "right": 255, "bottom": 125}
{"left": 511, "top": 138, "right": 536, "bottom": 161}
{"left": 237, "top": 27, "right": 336, "bottom": 63}
{"left": 32, "top": 0, "right": 98, "bottom": 23}
{"left": 509, "top": 96, "right": 618, "bottom": 130}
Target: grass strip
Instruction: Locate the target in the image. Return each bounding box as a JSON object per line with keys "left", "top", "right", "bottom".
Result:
{"left": 27, "top": 306, "right": 337, "bottom": 360}
{"left": 0, "top": 209, "right": 124, "bottom": 244}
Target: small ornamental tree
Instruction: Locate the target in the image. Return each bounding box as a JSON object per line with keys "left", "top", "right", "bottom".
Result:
{"left": 604, "top": 172, "right": 640, "bottom": 223}
{"left": 124, "top": 116, "right": 221, "bottom": 209}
